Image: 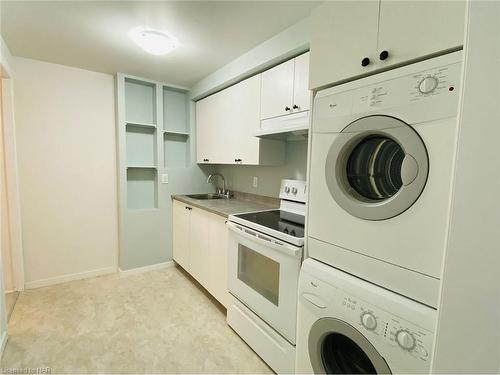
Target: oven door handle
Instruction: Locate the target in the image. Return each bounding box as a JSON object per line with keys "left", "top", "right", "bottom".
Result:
{"left": 226, "top": 221, "right": 302, "bottom": 258}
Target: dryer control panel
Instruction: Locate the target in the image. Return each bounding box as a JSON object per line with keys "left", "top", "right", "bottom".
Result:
{"left": 313, "top": 51, "right": 462, "bottom": 134}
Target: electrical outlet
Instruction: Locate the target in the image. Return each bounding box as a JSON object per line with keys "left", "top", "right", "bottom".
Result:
{"left": 161, "top": 173, "right": 169, "bottom": 184}
{"left": 252, "top": 176, "right": 258, "bottom": 188}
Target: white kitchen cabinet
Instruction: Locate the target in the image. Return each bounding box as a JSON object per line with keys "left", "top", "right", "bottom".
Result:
{"left": 292, "top": 53, "right": 311, "bottom": 113}
{"left": 206, "top": 214, "right": 230, "bottom": 307}
{"left": 189, "top": 206, "right": 211, "bottom": 287}
{"left": 310, "top": 1, "right": 466, "bottom": 89}
{"left": 260, "top": 52, "right": 310, "bottom": 120}
{"left": 261, "top": 59, "right": 295, "bottom": 119}
{"left": 310, "top": 2, "right": 379, "bottom": 89}
{"left": 377, "top": 1, "right": 466, "bottom": 69}
{"left": 196, "top": 75, "right": 285, "bottom": 165}
{"left": 172, "top": 200, "right": 190, "bottom": 270}
{"left": 172, "top": 199, "right": 230, "bottom": 307}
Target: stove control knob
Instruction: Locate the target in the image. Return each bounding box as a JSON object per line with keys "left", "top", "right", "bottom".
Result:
{"left": 418, "top": 76, "right": 439, "bottom": 94}
{"left": 361, "top": 312, "right": 377, "bottom": 331}
{"left": 292, "top": 187, "right": 298, "bottom": 195}
{"left": 284, "top": 186, "right": 291, "bottom": 193}
{"left": 396, "top": 330, "right": 416, "bottom": 351}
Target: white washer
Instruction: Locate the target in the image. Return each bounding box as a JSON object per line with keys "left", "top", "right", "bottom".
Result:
{"left": 307, "top": 52, "right": 462, "bottom": 307}
{"left": 296, "top": 259, "right": 436, "bottom": 374}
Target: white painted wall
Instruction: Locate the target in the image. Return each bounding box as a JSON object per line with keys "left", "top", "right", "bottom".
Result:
{"left": 189, "top": 17, "right": 310, "bottom": 100}
{"left": 0, "top": 35, "right": 15, "bottom": 359}
{"left": 13, "top": 57, "right": 119, "bottom": 288}
{"left": 432, "top": 1, "right": 500, "bottom": 373}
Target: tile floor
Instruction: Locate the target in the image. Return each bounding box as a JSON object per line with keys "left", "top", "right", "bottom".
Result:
{"left": 0, "top": 266, "right": 272, "bottom": 373}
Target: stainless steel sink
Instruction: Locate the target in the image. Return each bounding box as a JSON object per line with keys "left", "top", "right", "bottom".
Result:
{"left": 186, "top": 193, "right": 226, "bottom": 200}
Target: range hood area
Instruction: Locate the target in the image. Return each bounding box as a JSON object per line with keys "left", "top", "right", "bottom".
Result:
{"left": 255, "top": 110, "right": 309, "bottom": 140}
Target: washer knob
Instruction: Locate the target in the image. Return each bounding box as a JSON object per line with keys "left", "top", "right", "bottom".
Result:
{"left": 291, "top": 187, "right": 298, "bottom": 195}
{"left": 284, "top": 186, "right": 290, "bottom": 193}
{"left": 396, "top": 330, "right": 416, "bottom": 351}
{"left": 418, "top": 76, "right": 439, "bottom": 94}
{"left": 361, "top": 312, "right": 377, "bottom": 331}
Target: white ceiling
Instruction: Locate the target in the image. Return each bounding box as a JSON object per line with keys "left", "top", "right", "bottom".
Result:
{"left": 1, "top": 1, "right": 319, "bottom": 88}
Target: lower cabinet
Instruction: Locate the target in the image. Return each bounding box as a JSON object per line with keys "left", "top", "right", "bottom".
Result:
{"left": 172, "top": 199, "right": 230, "bottom": 307}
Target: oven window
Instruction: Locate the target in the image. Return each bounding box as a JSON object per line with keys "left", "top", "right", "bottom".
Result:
{"left": 238, "top": 244, "right": 280, "bottom": 306}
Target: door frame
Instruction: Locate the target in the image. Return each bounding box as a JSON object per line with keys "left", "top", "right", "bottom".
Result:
{"left": 1, "top": 58, "right": 25, "bottom": 292}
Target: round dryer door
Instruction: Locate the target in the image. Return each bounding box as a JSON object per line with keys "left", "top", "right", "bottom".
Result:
{"left": 309, "top": 318, "right": 391, "bottom": 374}
{"left": 325, "top": 115, "right": 428, "bottom": 220}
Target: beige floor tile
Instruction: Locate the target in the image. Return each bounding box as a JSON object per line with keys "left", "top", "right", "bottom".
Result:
{"left": 1, "top": 266, "right": 273, "bottom": 374}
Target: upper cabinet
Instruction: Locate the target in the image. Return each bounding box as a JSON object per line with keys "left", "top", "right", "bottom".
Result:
{"left": 310, "top": 1, "right": 466, "bottom": 89}
{"left": 196, "top": 75, "right": 285, "bottom": 165}
{"left": 261, "top": 52, "right": 310, "bottom": 120}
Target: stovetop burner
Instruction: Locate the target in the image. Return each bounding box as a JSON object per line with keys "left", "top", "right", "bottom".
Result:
{"left": 232, "top": 209, "right": 305, "bottom": 239}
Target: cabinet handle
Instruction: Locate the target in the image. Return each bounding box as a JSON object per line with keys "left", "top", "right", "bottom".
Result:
{"left": 292, "top": 104, "right": 299, "bottom": 110}
{"left": 234, "top": 158, "right": 242, "bottom": 163}
{"left": 285, "top": 106, "right": 291, "bottom": 111}
{"left": 379, "top": 50, "right": 389, "bottom": 61}
{"left": 203, "top": 158, "right": 209, "bottom": 162}
{"left": 361, "top": 57, "right": 370, "bottom": 67}
{"left": 185, "top": 206, "right": 192, "bottom": 211}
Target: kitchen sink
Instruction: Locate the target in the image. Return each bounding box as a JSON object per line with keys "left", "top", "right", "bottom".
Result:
{"left": 186, "top": 193, "right": 226, "bottom": 200}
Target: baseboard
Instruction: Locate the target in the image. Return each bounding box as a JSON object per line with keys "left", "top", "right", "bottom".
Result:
{"left": 25, "top": 266, "right": 117, "bottom": 289}
{"left": 119, "top": 261, "right": 174, "bottom": 276}
{"left": 0, "top": 330, "right": 7, "bottom": 360}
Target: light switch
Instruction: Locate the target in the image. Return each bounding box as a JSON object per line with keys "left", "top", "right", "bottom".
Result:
{"left": 161, "top": 173, "right": 169, "bottom": 184}
{"left": 253, "top": 176, "right": 258, "bottom": 188}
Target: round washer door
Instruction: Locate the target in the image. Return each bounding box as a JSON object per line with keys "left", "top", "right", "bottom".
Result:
{"left": 309, "top": 318, "right": 391, "bottom": 374}
{"left": 325, "top": 115, "right": 428, "bottom": 220}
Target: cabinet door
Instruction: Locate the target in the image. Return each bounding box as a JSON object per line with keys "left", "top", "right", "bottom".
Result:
{"left": 172, "top": 200, "right": 190, "bottom": 269}
{"left": 189, "top": 207, "right": 211, "bottom": 286}
{"left": 292, "top": 52, "right": 310, "bottom": 113}
{"left": 310, "top": 1, "right": 380, "bottom": 89}
{"left": 261, "top": 59, "right": 294, "bottom": 119}
{"left": 378, "top": 1, "right": 465, "bottom": 67}
{"left": 230, "top": 75, "right": 261, "bottom": 164}
{"left": 207, "top": 214, "right": 230, "bottom": 307}
{"left": 196, "top": 94, "right": 215, "bottom": 163}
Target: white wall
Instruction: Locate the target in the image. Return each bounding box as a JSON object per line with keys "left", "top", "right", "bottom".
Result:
{"left": 13, "top": 57, "right": 119, "bottom": 288}
{"left": 432, "top": 1, "right": 500, "bottom": 373}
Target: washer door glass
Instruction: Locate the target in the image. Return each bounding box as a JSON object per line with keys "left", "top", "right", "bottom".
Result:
{"left": 325, "top": 115, "right": 429, "bottom": 221}
{"left": 309, "top": 318, "right": 391, "bottom": 374}
{"left": 322, "top": 333, "right": 376, "bottom": 373}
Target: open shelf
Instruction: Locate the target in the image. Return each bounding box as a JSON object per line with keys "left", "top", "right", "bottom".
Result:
{"left": 164, "top": 130, "right": 189, "bottom": 137}
{"left": 163, "top": 87, "right": 188, "bottom": 133}
{"left": 125, "top": 78, "right": 157, "bottom": 125}
{"left": 126, "top": 121, "right": 156, "bottom": 129}
{"left": 164, "top": 132, "right": 189, "bottom": 168}
{"left": 127, "top": 166, "right": 157, "bottom": 169}
{"left": 126, "top": 125, "right": 157, "bottom": 167}
{"left": 127, "top": 168, "right": 157, "bottom": 210}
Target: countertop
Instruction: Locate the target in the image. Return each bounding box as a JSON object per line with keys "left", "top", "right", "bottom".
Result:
{"left": 172, "top": 192, "right": 279, "bottom": 218}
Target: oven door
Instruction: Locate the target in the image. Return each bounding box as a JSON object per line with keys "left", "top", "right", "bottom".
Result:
{"left": 227, "top": 221, "right": 302, "bottom": 343}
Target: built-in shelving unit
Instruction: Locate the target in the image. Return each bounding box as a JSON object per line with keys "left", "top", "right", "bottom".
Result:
{"left": 116, "top": 73, "right": 193, "bottom": 271}
{"left": 124, "top": 78, "right": 159, "bottom": 209}
{"left": 163, "top": 87, "right": 189, "bottom": 168}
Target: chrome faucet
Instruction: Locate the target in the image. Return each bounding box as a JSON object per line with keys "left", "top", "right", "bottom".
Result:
{"left": 207, "top": 173, "right": 229, "bottom": 196}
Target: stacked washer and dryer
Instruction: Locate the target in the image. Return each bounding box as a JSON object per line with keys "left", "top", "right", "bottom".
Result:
{"left": 297, "top": 52, "right": 463, "bottom": 373}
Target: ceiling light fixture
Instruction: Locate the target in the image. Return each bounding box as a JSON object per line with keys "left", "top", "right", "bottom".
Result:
{"left": 128, "top": 27, "right": 179, "bottom": 56}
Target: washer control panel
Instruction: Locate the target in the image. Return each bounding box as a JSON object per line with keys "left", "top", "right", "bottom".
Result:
{"left": 341, "top": 293, "right": 433, "bottom": 362}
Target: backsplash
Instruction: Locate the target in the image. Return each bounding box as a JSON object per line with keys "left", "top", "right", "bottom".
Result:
{"left": 215, "top": 140, "right": 308, "bottom": 197}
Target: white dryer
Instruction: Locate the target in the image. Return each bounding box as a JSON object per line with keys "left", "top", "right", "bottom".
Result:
{"left": 296, "top": 259, "right": 436, "bottom": 374}
{"left": 307, "top": 52, "right": 462, "bottom": 307}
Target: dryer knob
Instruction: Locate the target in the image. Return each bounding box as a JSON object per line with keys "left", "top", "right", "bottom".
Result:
{"left": 418, "top": 76, "right": 439, "bottom": 94}
{"left": 396, "top": 330, "right": 416, "bottom": 351}
{"left": 361, "top": 312, "right": 377, "bottom": 331}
